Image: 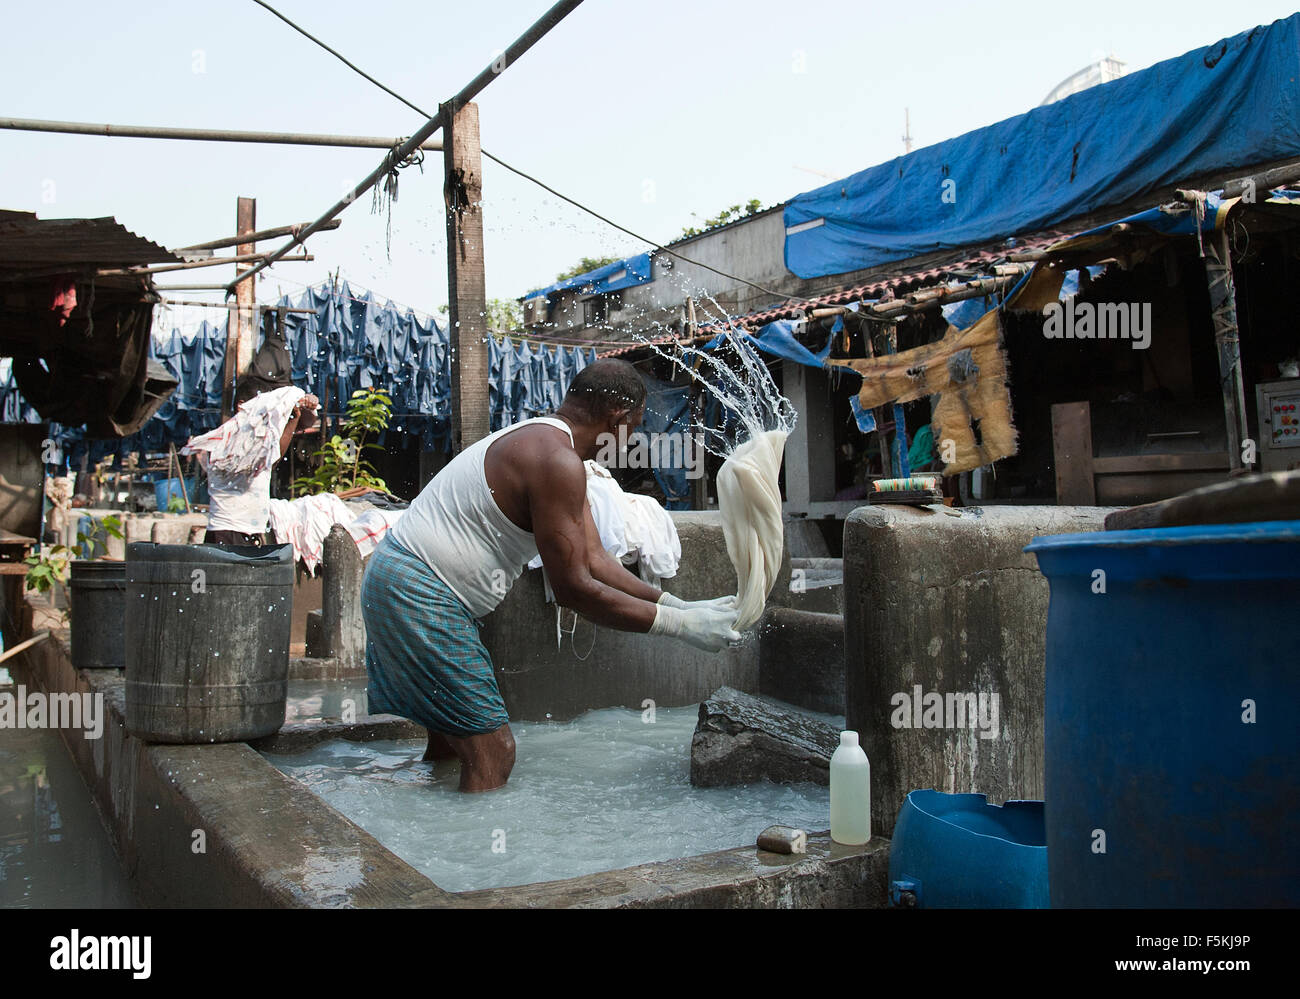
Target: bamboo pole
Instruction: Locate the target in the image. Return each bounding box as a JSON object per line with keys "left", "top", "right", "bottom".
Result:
{"left": 177, "top": 219, "right": 341, "bottom": 253}
{"left": 98, "top": 252, "right": 312, "bottom": 277}
{"left": 0, "top": 631, "right": 50, "bottom": 665}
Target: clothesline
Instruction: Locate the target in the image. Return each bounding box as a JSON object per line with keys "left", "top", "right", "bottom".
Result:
{"left": 153, "top": 273, "right": 442, "bottom": 327}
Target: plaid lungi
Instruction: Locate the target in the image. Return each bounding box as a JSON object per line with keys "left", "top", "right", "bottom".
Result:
{"left": 361, "top": 533, "right": 510, "bottom": 737}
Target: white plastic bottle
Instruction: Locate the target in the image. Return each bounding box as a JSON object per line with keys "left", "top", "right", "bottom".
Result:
{"left": 830, "top": 730, "right": 871, "bottom": 845}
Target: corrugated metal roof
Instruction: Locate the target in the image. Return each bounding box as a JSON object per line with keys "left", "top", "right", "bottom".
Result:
{"left": 597, "top": 228, "right": 1073, "bottom": 357}
{"left": 0, "top": 210, "right": 181, "bottom": 267}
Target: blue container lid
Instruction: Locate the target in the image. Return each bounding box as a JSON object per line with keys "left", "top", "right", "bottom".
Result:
{"left": 904, "top": 790, "right": 1046, "bottom": 848}
{"left": 1026, "top": 519, "right": 1300, "bottom": 582}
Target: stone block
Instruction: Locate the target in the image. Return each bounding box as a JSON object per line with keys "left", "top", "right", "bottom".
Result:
{"left": 690, "top": 685, "right": 840, "bottom": 787}
{"left": 320, "top": 525, "right": 365, "bottom": 669}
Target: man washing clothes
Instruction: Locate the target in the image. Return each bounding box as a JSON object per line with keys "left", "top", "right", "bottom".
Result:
{"left": 362, "top": 359, "right": 740, "bottom": 792}
{"left": 183, "top": 383, "right": 319, "bottom": 545}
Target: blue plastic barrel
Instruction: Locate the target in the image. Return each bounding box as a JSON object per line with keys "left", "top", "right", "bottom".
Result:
{"left": 1026, "top": 520, "right": 1300, "bottom": 908}
{"left": 888, "top": 790, "right": 1048, "bottom": 908}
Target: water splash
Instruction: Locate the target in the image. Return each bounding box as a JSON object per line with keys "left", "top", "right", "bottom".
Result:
{"left": 632, "top": 293, "right": 796, "bottom": 462}
{"left": 633, "top": 296, "right": 797, "bottom": 628}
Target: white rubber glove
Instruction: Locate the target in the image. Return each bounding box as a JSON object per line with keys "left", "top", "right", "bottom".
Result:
{"left": 689, "top": 594, "right": 739, "bottom": 614}
{"left": 657, "top": 592, "right": 739, "bottom": 615}
{"left": 649, "top": 602, "right": 742, "bottom": 653}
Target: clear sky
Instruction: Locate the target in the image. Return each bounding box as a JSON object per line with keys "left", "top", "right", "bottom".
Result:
{"left": 3, "top": 0, "right": 1297, "bottom": 331}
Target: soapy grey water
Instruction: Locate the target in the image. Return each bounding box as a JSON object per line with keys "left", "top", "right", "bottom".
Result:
{"left": 265, "top": 705, "right": 831, "bottom": 892}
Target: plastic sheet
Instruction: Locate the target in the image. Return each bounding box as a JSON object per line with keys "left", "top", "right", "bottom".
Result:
{"left": 785, "top": 16, "right": 1300, "bottom": 278}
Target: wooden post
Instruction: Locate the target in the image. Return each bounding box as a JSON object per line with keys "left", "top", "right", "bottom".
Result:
{"left": 1204, "top": 229, "right": 1250, "bottom": 474}
{"left": 1051, "top": 401, "right": 1096, "bottom": 505}
{"left": 870, "top": 324, "right": 894, "bottom": 479}
{"left": 682, "top": 297, "right": 708, "bottom": 509}
{"left": 443, "top": 101, "right": 490, "bottom": 452}
{"left": 689, "top": 384, "right": 706, "bottom": 510}
{"left": 223, "top": 196, "right": 256, "bottom": 418}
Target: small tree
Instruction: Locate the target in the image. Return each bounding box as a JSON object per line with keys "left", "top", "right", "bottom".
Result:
{"left": 554, "top": 256, "right": 620, "bottom": 281}
{"left": 679, "top": 199, "right": 765, "bottom": 239}
{"left": 24, "top": 515, "right": 124, "bottom": 619}
{"left": 437, "top": 297, "right": 523, "bottom": 333}
{"left": 293, "top": 388, "right": 393, "bottom": 496}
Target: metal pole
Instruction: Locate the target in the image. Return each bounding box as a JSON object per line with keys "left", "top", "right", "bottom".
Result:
{"left": 156, "top": 298, "right": 316, "bottom": 311}
{"left": 0, "top": 116, "right": 442, "bottom": 151}
{"left": 226, "top": 0, "right": 585, "bottom": 295}
{"left": 1204, "top": 229, "right": 1250, "bottom": 474}
{"left": 153, "top": 284, "right": 239, "bottom": 291}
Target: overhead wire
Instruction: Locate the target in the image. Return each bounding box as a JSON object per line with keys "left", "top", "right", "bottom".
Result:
{"left": 249, "top": 0, "right": 804, "bottom": 309}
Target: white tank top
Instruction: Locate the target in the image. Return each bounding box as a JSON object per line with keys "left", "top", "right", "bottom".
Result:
{"left": 389, "top": 416, "right": 575, "bottom": 618}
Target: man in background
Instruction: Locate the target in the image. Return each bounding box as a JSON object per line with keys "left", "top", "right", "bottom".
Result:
{"left": 183, "top": 382, "right": 319, "bottom": 545}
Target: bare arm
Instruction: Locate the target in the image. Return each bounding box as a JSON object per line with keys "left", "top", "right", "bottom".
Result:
{"left": 529, "top": 448, "right": 658, "bottom": 632}
{"left": 581, "top": 499, "right": 664, "bottom": 603}
{"left": 278, "top": 394, "right": 319, "bottom": 458}
{"left": 278, "top": 412, "right": 302, "bottom": 458}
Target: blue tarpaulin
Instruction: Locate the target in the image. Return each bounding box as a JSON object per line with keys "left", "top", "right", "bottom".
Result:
{"left": 639, "top": 375, "right": 694, "bottom": 510}
{"left": 784, "top": 16, "right": 1300, "bottom": 279}
{"left": 525, "top": 252, "right": 655, "bottom": 302}
{"left": 699, "top": 319, "right": 835, "bottom": 367}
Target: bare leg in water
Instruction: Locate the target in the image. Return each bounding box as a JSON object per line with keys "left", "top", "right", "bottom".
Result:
{"left": 422, "top": 731, "right": 458, "bottom": 761}
{"left": 423, "top": 724, "right": 516, "bottom": 792}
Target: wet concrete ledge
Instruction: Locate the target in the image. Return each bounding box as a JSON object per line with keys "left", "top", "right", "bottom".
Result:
{"left": 14, "top": 631, "right": 451, "bottom": 908}
{"left": 451, "top": 834, "right": 890, "bottom": 908}
{"left": 288, "top": 655, "right": 365, "bottom": 681}
{"left": 13, "top": 630, "right": 889, "bottom": 908}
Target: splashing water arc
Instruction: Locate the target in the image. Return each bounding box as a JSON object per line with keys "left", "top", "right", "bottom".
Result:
{"left": 635, "top": 307, "right": 797, "bottom": 630}
{"left": 717, "top": 428, "right": 788, "bottom": 631}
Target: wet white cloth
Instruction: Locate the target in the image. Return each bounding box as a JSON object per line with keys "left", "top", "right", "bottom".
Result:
{"left": 347, "top": 507, "right": 405, "bottom": 560}
{"left": 182, "top": 386, "right": 305, "bottom": 536}
{"left": 622, "top": 489, "right": 681, "bottom": 580}
{"left": 528, "top": 460, "right": 681, "bottom": 585}
{"left": 182, "top": 386, "right": 304, "bottom": 476}
{"left": 579, "top": 462, "right": 632, "bottom": 565}
{"left": 717, "top": 429, "right": 788, "bottom": 631}
{"left": 268, "top": 493, "right": 406, "bottom": 573}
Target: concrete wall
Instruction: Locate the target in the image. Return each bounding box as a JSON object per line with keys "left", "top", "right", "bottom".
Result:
{"left": 630, "top": 210, "right": 792, "bottom": 316}
{"left": 842, "top": 504, "right": 1111, "bottom": 836}
{"left": 758, "top": 607, "right": 845, "bottom": 715}
{"left": 784, "top": 363, "right": 839, "bottom": 514}
{"left": 481, "top": 511, "right": 791, "bottom": 721}
{"left": 536, "top": 210, "right": 792, "bottom": 338}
